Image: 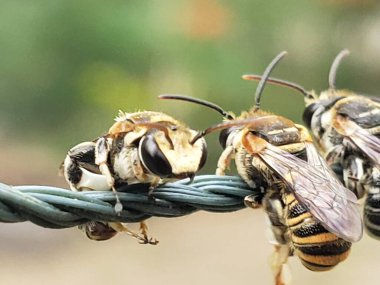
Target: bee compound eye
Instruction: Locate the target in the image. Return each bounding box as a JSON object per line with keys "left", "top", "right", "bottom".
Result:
{"left": 139, "top": 134, "right": 173, "bottom": 177}
{"left": 302, "top": 103, "right": 320, "bottom": 130}
{"left": 219, "top": 127, "right": 234, "bottom": 149}
{"left": 197, "top": 139, "right": 208, "bottom": 171}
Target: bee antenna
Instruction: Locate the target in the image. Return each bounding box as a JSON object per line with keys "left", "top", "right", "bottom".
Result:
{"left": 254, "top": 51, "right": 288, "bottom": 111}
{"left": 189, "top": 116, "right": 277, "bottom": 145}
{"left": 189, "top": 120, "right": 245, "bottom": 145}
{"left": 242, "top": 74, "right": 311, "bottom": 98}
{"left": 329, "top": 49, "right": 350, "bottom": 90}
{"left": 159, "top": 94, "right": 234, "bottom": 120}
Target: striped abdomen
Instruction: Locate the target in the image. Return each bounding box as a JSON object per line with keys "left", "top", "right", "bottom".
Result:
{"left": 364, "top": 190, "right": 380, "bottom": 239}
{"left": 284, "top": 194, "right": 351, "bottom": 271}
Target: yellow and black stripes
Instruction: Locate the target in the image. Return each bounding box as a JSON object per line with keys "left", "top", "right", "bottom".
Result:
{"left": 284, "top": 193, "right": 352, "bottom": 271}
{"left": 364, "top": 191, "right": 380, "bottom": 239}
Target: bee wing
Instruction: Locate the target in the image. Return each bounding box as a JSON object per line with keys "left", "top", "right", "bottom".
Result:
{"left": 259, "top": 143, "right": 363, "bottom": 242}
{"left": 340, "top": 119, "right": 380, "bottom": 168}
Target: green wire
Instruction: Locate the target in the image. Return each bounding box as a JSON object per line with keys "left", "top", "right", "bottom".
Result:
{"left": 0, "top": 175, "right": 262, "bottom": 228}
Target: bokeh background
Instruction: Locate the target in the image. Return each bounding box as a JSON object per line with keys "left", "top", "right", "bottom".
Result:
{"left": 1, "top": 0, "right": 380, "bottom": 284}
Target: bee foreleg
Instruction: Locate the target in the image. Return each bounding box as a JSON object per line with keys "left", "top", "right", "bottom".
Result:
{"left": 95, "top": 137, "right": 115, "bottom": 188}
{"left": 95, "top": 137, "right": 123, "bottom": 213}
{"left": 244, "top": 194, "right": 263, "bottom": 209}
{"left": 342, "top": 155, "right": 367, "bottom": 199}
{"left": 325, "top": 144, "right": 345, "bottom": 164}
{"left": 216, "top": 145, "right": 234, "bottom": 176}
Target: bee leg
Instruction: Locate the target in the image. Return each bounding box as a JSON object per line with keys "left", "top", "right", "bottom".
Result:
{"left": 342, "top": 155, "right": 367, "bottom": 199}
{"left": 325, "top": 145, "right": 345, "bottom": 181}
{"left": 139, "top": 221, "right": 159, "bottom": 245}
{"left": 271, "top": 244, "right": 292, "bottom": 285}
{"left": 244, "top": 194, "right": 263, "bottom": 209}
{"left": 263, "top": 192, "right": 292, "bottom": 285}
{"left": 148, "top": 177, "right": 161, "bottom": 196}
{"left": 109, "top": 222, "right": 158, "bottom": 245}
{"left": 325, "top": 145, "right": 345, "bottom": 166}
{"left": 216, "top": 145, "right": 234, "bottom": 175}
{"left": 95, "top": 137, "right": 123, "bottom": 213}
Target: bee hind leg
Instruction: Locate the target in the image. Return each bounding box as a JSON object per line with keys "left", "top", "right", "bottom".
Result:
{"left": 271, "top": 244, "right": 292, "bottom": 285}
{"left": 263, "top": 192, "right": 292, "bottom": 285}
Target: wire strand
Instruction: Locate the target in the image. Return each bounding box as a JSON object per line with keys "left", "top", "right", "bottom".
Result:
{"left": 0, "top": 175, "right": 262, "bottom": 228}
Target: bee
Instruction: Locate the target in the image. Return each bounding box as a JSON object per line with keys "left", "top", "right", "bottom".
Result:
{"left": 243, "top": 49, "right": 380, "bottom": 240}
{"left": 61, "top": 110, "right": 207, "bottom": 243}
{"left": 160, "top": 51, "right": 362, "bottom": 285}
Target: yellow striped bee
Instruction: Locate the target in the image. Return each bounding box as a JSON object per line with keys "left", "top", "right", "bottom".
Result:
{"left": 160, "top": 52, "right": 362, "bottom": 285}
{"left": 61, "top": 110, "right": 207, "bottom": 243}
{"left": 244, "top": 49, "right": 380, "bottom": 240}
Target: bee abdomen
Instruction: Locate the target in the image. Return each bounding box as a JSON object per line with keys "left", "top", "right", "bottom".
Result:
{"left": 364, "top": 192, "right": 380, "bottom": 239}
{"left": 286, "top": 194, "right": 351, "bottom": 271}
{"left": 294, "top": 239, "right": 351, "bottom": 271}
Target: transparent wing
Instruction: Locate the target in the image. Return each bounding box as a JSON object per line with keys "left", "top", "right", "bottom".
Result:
{"left": 340, "top": 119, "right": 380, "bottom": 168}
{"left": 259, "top": 143, "right": 363, "bottom": 242}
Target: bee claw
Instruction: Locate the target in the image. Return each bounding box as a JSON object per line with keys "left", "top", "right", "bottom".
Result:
{"left": 137, "top": 235, "right": 159, "bottom": 245}
{"left": 137, "top": 221, "right": 159, "bottom": 245}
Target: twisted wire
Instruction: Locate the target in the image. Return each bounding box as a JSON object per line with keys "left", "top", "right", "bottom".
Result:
{"left": 0, "top": 175, "right": 262, "bottom": 229}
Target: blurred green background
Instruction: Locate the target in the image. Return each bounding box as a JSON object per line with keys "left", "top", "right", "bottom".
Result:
{"left": 1, "top": 1, "right": 380, "bottom": 285}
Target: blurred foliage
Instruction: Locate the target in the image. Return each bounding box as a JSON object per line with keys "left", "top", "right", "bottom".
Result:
{"left": 0, "top": 0, "right": 380, "bottom": 173}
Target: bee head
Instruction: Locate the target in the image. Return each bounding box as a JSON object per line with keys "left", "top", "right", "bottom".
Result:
{"left": 137, "top": 120, "right": 208, "bottom": 179}
{"left": 304, "top": 49, "right": 351, "bottom": 129}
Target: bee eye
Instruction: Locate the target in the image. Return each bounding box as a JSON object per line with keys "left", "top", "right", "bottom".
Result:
{"left": 197, "top": 139, "right": 208, "bottom": 171}
{"left": 139, "top": 134, "right": 172, "bottom": 177}
{"left": 302, "top": 103, "right": 320, "bottom": 129}
{"left": 219, "top": 128, "right": 234, "bottom": 149}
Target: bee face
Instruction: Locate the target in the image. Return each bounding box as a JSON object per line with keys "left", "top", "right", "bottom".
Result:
{"left": 139, "top": 127, "right": 207, "bottom": 179}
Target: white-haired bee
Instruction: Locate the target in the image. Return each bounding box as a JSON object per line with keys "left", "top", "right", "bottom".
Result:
{"left": 160, "top": 52, "right": 362, "bottom": 285}
{"left": 61, "top": 110, "right": 207, "bottom": 243}
{"left": 244, "top": 49, "right": 380, "bottom": 240}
